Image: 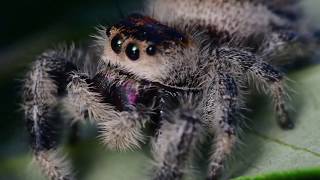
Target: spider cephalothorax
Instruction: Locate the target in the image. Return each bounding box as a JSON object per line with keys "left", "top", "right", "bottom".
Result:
{"left": 22, "top": 0, "right": 318, "bottom": 180}
{"left": 101, "top": 13, "right": 192, "bottom": 82}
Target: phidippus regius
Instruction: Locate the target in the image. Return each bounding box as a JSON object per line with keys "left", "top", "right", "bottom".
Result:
{"left": 22, "top": 0, "right": 318, "bottom": 180}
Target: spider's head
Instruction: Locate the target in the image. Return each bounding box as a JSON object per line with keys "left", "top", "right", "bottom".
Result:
{"left": 101, "top": 13, "right": 190, "bottom": 81}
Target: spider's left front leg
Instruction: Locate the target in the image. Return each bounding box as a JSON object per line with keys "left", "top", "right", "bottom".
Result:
{"left": 203, "top": 72, "right": 240, "bottom": 180}
{"left": 63, "top": 71, "right": 151, "bottom": 150}
{"left": 217, "top": 47, "right": 293, "bottom": 129}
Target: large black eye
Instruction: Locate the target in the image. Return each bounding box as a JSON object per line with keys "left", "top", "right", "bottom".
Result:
{"left": 111, "top": 34, "right": 123, "bottom": 54}
{"left": 126, "top": 43, "right": 140, "bottom": 61}
{"left": 146, "top": 45, "right": 156, "bottom": 56}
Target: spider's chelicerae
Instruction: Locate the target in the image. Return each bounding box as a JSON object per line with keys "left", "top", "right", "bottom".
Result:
{"left": 22, "top": 0, "right": 318, "bottom": 180}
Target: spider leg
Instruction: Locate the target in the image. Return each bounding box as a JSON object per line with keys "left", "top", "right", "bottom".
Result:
{"left": 22, "top": 49, "right": 78, "bottom": 180}
{"left": 64, "top": 72, "right": 151, "bottom": 151}
{"left": 203, "top": 73, "right": 239, "bottom": 180}
{"left": 265, "top": 0, "right": 302, "bottom": 22}
{"left": 260, "top": 30, "right": 299, "bottom": 61}
{"left": 217, "top": 48, "right": 293, "bottom": 129}
{"left": 23, "top": 47, "right": 152, "bottom": 179}
{"left": 260, "top": 28, "right": 318, "bottom": 66}
{"left": 249, "top": 59, "right": 293, "bottom": 129}
{"left": 151, "top": 93, "right": 201, "bottom": 180}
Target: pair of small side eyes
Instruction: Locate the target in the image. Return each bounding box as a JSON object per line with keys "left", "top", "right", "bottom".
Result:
{"left": 111, "top": 34, "right": 157, "bottom": 61}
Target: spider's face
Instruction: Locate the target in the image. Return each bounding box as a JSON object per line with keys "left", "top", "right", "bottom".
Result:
{"left": 102, "top": 13, "right": 189, "bottom": 81}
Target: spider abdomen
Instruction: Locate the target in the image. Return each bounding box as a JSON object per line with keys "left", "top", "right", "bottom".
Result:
{"left": 147, "top": 0, "right": 298, "bottom": 46}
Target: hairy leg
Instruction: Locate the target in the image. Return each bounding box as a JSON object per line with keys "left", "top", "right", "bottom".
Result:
{"left": 260, "top": 29, "right": 317, "bottom": 65}
{"left": 151, "top": 94, "right": 201, "bottom": 180}
{"left": 216, "top": 47, "right": 293, "bottom": 129}
{"left": 260, "top": 30, "right": 299, "bottom": 62}
{"left": 63, "top": 72, "right": 151, "bottom": 150}
{"left": 23, "top": 47, "right": 153, "bottom": 179}
{"left": 203, "top": 73, "right": 239, "bottom": 180}
{"left": 263, "top": 0, "right": 302, "bottom": 19}
{"left": 249, "top": 61, "right": 293, "bottom": 128}
{"left": 22, "top": 49, "right": 79, "bottom": 180}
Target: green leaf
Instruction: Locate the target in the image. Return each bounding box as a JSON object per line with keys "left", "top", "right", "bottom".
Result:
{"left": 229, "top": 65, "right": 320, "bottom": 179}
{"left": 233, "top": 167, "right": 320, "bottom": 180}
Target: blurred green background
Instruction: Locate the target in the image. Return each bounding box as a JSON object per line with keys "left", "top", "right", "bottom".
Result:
{"left": 1, "top": 0, "right": 320, "bottom": 180}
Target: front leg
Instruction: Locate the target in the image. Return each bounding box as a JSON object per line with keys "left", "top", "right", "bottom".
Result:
{"left": 64, "top": 71, "right": 153, "bottom": 150}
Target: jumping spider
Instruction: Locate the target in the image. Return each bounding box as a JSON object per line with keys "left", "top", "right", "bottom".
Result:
{"left": 22, "top": 0, "right": 317, "bottom": 180}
